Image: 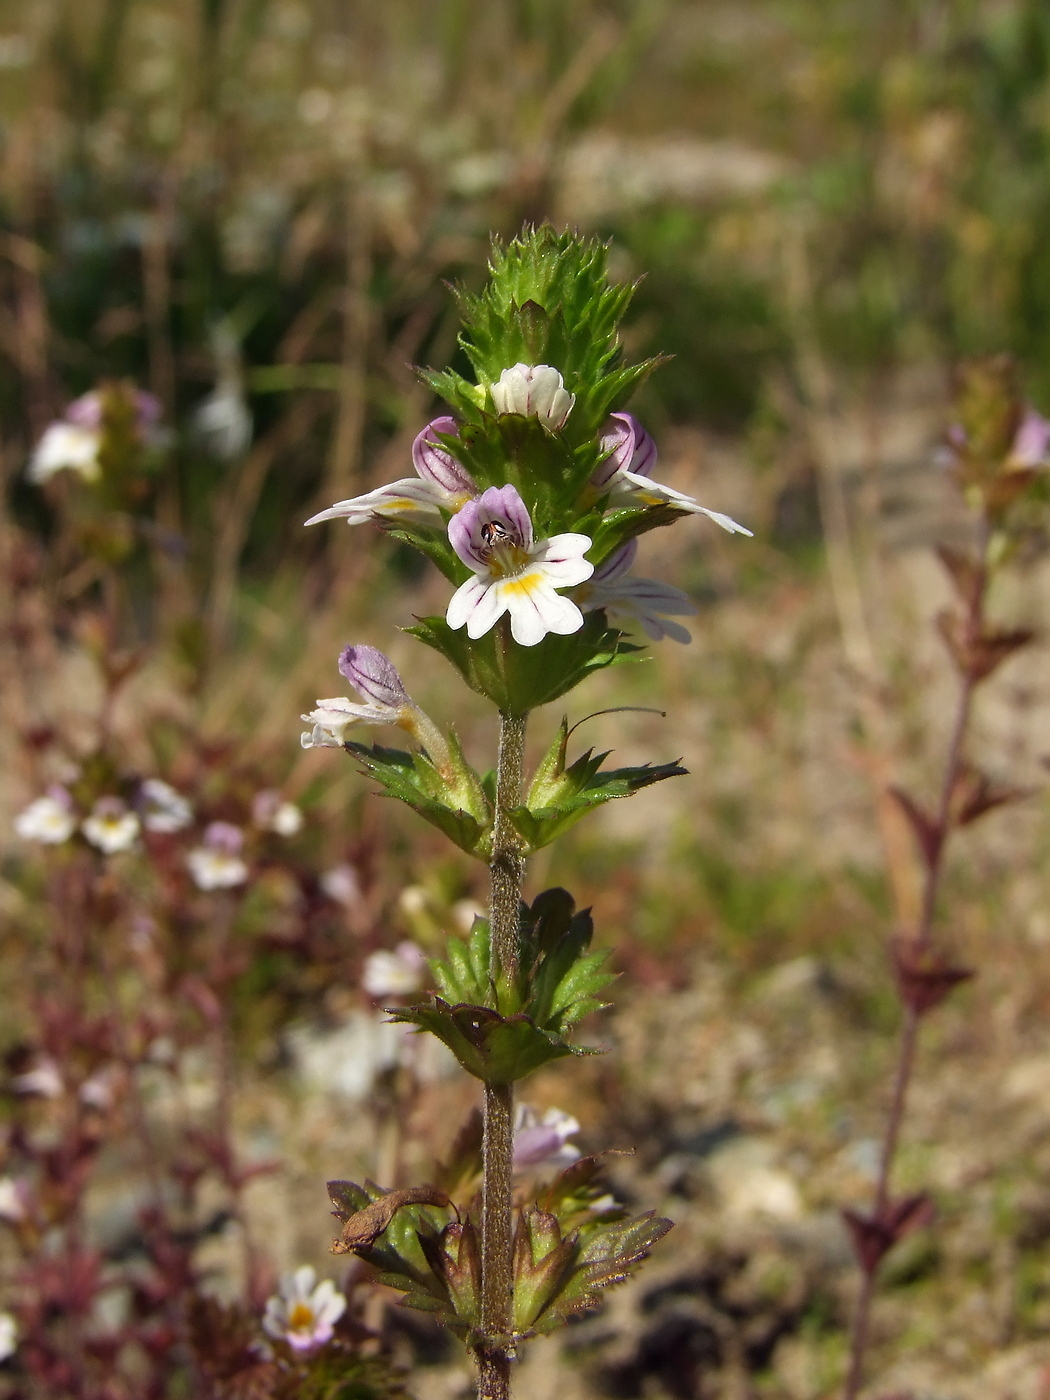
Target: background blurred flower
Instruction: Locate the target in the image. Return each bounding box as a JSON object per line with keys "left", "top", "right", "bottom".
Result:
{"left": 513, "top": 1104, "right": 581, "bottom": 1172}
{"left": 0, "top": 1177, "right": 29, "bottom": 1224}
{"left": 12, "top": 1057, "right": 63, "bottom": 1098}
{"left": 362, "top": 940, "right": 427, "bottom": 998}
{"left": 187, "top": 822, "right": 248, "bottom": 890}
{"left": 140, "top": 778, "right": 194, "bottom": 833}
{"left": 0, "top": 1311, "right": 15, "bottom": 1363}
{"left": 252, "top": 790, "right": 303, "bottom": 836}
{"left": 82, "top": 798, "right": 140, "bottom": 854}
{"left": 262, "top": 1265, "right": 345, "bottom": 1352}
{"left": 320, "top": 863, "right": 363, "bottom": 908}
{"left": 14, "top": 789, "right": 76, "bottom": 844}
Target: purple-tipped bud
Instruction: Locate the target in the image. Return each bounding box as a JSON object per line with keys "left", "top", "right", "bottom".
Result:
{"left": 594, "top": 412, "right": 657, "bottom": 487}
{"left": 338, "top": 645, "right": 412, "bottom": 711}
{"left": 411, "top": 417, "right": 475, "bottom": 495}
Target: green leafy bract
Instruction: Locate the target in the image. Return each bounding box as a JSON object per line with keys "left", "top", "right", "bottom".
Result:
{"left": 405, "top": 611, "right": 639, "bottom": 714}
{"left": 343, "top": 731, "right": 491, "bottom": 859}
{"left": 511, "top": 717, "right": 687, "bottom": 852}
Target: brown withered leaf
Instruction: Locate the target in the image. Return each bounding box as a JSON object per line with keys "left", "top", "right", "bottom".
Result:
{"left": 935, "top": 545, "right": 984, "bottom": 612}
{"left": 888, "top": 787, "right": 942, "bottom": 869}
{"left": 842, "top": 1193, "right": 934, "bottom": 1276}
{"left": 332, "top": 1185, "right": 450, "bottom": 1254}
{"left": 949, "top": 762, "right": 1032, "bottom": 827}
{"left": 891, "top": 937, "right": 975, "bottom": 1017}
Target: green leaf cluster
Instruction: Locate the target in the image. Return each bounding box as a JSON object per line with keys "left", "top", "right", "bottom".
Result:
{"left": 388, "top": 888, "right": 615, "bottom": 1084}
{"left": 344, "top": 731, "right": 491, "bottom": 858}
{"left": 512, "top": 718, "right": 687, "bottom": 851}
{"left": 326, "top": 1166, "right": 671, "bottom": 1346}
{"left": 406, "top": 611, "right": 640, "bottom": 715}
{"left": 327, "top": 1181, "right": 473, "bottom": 1336}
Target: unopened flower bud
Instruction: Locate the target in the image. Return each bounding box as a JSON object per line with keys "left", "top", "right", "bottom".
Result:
{"left": 411, "top": 417, "right": 475, "bottom": 496}
{"left": 490, "top": 364, "right": 575, "bottom": 430}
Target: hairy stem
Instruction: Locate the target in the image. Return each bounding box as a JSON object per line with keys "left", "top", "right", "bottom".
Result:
{"left": 477, "top": 709, "right": 527, "bottom": 1400}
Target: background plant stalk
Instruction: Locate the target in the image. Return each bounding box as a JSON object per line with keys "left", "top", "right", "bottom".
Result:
{"left": 477, "top": 707, "right": 527, "bottom": 1400}
{"left": 842, "top": 553, "right": 987, "bottom": 1400}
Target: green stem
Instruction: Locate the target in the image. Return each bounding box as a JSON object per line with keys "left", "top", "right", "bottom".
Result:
{"left": 477, "top": 709, "right": 527, "bottom": 1400}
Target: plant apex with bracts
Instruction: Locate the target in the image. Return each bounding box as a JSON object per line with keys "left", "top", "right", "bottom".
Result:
{"left": 301, "top": 227, "right": 749, "bottom": 1399}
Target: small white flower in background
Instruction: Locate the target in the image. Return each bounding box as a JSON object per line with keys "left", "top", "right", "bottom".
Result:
{"left": 302, "top": 644, "right": 442, "bottom": 754}
{"left": 27, "top": 421, "right": 102, "bottom": 484}
{"left": 140, "top": 778, "right": 193, "bottom": 833}
{"left": 513, "top": 1104, "right": 581, "bottom": 1173}
{"left": 0, "top": 1177, "right": 29, "bottom": 1224}
{"left": 187, "top": 822, "right": 249, "bottom": 891}
{"left": 194, "top": 383, "right": 253, "bottom": 460}
{"left": 27, "top": 387, "right": 163, "bottom": 485}
{"left": 252, "top": 790, "right": 303, "bottom": 837}
{"left": 194, "top": 322, "right": 253, "bottom": 460}
{"left": 320, "top": 863, "right": 363, "bottom": 908}
{"left": 362, "top": 941, "right": 427, "bottom": 999}
{"left": 577, "top": 539, "right": 697, "bottom": 644}
{"left": 305, "top": 416, "right": 476, "bottom": 530}
{"left": 446, "top": 484, "right": 593, "bottom": 647}
{"left": 490, "top": 363, "right": 575, "bottom": 430}
{"left": 594, "top": 413, "right": 751, "bottom": 534}
{"left": 82, "top": 798, "right": 140, "bottom": 855}
{"left": 14, "top": 788, "right": 76, "bottom": 845}
{"left": 79, "top": 1065, "right": 122, "bottom": 1112}
{"left": 12, "top": 1057, "right": 63, "bottom": 1099}
{"left": 262, "top": 1265, "right": 346, "bottom": 1352}
{"left": 452, "top": 898, "right": 485, "bottom": 933}
{"left": 0, "top": 1311, "right": 16, "bottom": 1363}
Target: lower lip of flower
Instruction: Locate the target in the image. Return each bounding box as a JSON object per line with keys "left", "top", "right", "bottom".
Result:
{"left": 498, "top": 568, "right": 546, "bottom": 598}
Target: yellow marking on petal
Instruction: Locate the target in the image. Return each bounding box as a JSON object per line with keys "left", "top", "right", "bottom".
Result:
{"left": 499, "top": 569, "right": 546, "bottom": 598}
{"left": 288, "top": 1303, "right": 315, "bottom": 1330}
{"left": 378, "top": 498, "right": 424, "bottom": 515}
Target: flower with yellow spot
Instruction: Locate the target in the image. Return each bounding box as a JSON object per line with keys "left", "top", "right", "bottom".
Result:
{"left": 446, "top": 485, "right": 593, "bottom": 647}
{"left": 262, "top": 1265, "right": 346, "bottom": 1352}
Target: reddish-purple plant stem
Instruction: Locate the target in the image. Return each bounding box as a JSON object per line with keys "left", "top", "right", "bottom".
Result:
{"left": 842, "top": 562, "right": 986, "bottom": 1400}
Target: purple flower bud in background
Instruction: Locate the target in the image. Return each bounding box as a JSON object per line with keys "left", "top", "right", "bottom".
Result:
{"left": 411, "top": 416, "right": 476, "bottom": 496}
{"left": 490, "top": 363, "right": 575, "bottom": 429}
{"left": 1010, "top": 408, "right": 1050, "bottom": 468}
{"left": 338, "top": 645, "right": 413, "bottom": 712}
{"left": 204, "top": 821, "right": 244, "bottom": 855}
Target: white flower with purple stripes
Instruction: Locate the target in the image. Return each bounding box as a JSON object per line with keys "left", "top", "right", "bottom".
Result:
{"left": 578, "top": 539, "right": 697, "bottom": 644}
{"left": 446, "top": 486, "right": 593, "bottom": 647}
{"left": 305, "top": 417, "right": 476, "bottom": 529}
{"left": 594, "top": 413, "right": 752, "bottom": 535}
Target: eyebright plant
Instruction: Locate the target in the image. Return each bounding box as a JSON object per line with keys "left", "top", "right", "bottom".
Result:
{"left": 302, "top": 226, "right": 750, "bottom": 1400}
